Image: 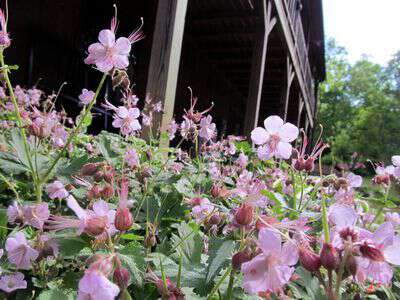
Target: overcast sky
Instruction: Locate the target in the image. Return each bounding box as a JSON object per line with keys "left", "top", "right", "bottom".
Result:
{"left": 323, "top": 0, "right": 400, "bottom": 65}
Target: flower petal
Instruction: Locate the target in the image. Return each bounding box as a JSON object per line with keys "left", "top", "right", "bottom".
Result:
{"left": 373, "top": 222, "right": 394, "bottom": 247}
{"left": 251, "top": 127, "right": 269, "bottom": 145}
{"left": 257, "top": 228, "right": 281, "bottom": 256}
{"left": 392, "top": 155, "right": 400, "bottom": 167}
{"left": 384, "top": 235, "right": 400, "bottom": 265}
{"left": 264, "top": 116, "right": 283, "bottom": 134}
{"left": 276, "top": 142, "right": 292, "bottom": 159}
{"left": 115, "top": 37, "right": 131, "bottom": 55}
{"left": 98, "top": 29, "right": 115, "bottom": 47}
{"left": 279, "top": 122, "right": 299, "bottom": 142}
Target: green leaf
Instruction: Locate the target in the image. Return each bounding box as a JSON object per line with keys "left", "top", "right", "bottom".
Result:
{"left": 37, "top": 289, "right": 75, "bottom": 300}
{"left": 97, "top": 134, "right": 119, "bottom": 161}
{"left": 171, "top": 222, "right": 203, "bottom": 266}
{"left": 0, "top": 150, "right": 29, "bottom": 174}
{"left": 55, "top": 235, "right": 88, "bottom": 258}
{"left": 118, "top": 241, "right": 146, "bottom": 286}
{"left": 205, "top": 239, "right": 234, "bottom": 284}
{"left": 0, "top": 209, "right": 8, "bottom": 242}
{"left": 174, "top": 177, "right": 192, "bottom": 195}
{"left": 10, "top": 128, "right": 30, "bottom": 168}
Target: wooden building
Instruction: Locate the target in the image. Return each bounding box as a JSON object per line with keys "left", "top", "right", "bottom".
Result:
{"left": 7, "top": 0, "right": 325, "bottom": 138}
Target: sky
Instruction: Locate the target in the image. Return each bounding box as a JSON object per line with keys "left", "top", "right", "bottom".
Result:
{"left": 323, "top": 0, "right": 400, "bottom": 65}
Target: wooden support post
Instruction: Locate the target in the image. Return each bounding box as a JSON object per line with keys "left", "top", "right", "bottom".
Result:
{"left": 297, "top": 95, "right": 304, "bottom": 129}
{"left": 283, "top": 55, "right": 295, "bottom": 122}
{"left": 243, "top": 0, "right": 276, "bottom": 137}
{"left": 144, "top": 0, "right": 188, "bottom": 141}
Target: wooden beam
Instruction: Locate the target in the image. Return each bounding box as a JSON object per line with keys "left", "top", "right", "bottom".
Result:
{"left": 283, "top": 55, "right": 295, "bottom": 122}
{"left": 273, "top": 0, "right": 314, "bottom": 127}
{"left": 297, "top": 95, "right": 304, "bottom": 129}
{"left": 243, "top": 0, "right": 276, "bottom": 136}
{"left": 144, "top": 0, "right": 188, "bottom": 139}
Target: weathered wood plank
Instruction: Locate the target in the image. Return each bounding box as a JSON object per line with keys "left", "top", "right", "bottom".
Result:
{"left": 144, "top": 0, "right": 188, "bottom": 140}
{"left": 283, "top": 55, "right": 295, "bottom": 122}
{"left": 243, "top": 0, "right": 276, "bottom": 137}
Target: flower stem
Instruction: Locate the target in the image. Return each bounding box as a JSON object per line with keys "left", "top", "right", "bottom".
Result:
{"left": 225, "top": 268, "right": 235, "bottom": 300}
{"left": 40, "top": 73, "right": 107, "bottom": 185}
{"left": 321, "top": 196, "right": 330, "bottom": 243}
{"left": 207, "top": 267, "right": 232, "bottom": 300}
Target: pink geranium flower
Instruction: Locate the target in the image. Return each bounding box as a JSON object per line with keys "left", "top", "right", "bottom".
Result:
{"left": 79, "top": 88, "right": 95, "bottom": 105}
{"left": 392, "top": 155, "right": 400, "bottom": 178}
{"left": 103, "top": 100, "right": 141, "bottom": 135}
{"left": 356, "top": 222, "right": 400, "bottom": 284}
{"left": 251, "top": 115, "right": 299, "bottom": 160}
{"left": 51, "top": 126, "right": 68, "bottom": 148}
{"left": 23, "top": 202, "right": 50, "bottom": 230}
{"left": 46, "top": 180, "right": 69, "bottom": 200}
{"left": 241, "top": 228, "right": 298, "bottom": 294}
{"left": 0, "top": 272, "right": 27, "bottom": 293}
{"left": 7, "top": 201, "right": 24, "bottom": 225}
{"left": 78, "top": 270, "right": 119, "bottom": 300}
{"left": 125, "top": 148, "right": 140, "bottom": 168}
{"left": 199, "top": 115, "right": 216, "bottom": 141}
{"left": 84, "top": 16, "right": 144, "bottom": 73}
{"left": 6, "top": 232, "right": 39, "bottom": 270}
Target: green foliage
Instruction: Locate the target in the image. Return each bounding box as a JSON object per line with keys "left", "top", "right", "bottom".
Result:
{"left": 317, "top": 38, "right": 400, "bottom": 163}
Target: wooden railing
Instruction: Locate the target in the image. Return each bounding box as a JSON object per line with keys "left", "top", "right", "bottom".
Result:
{"left": 280, "top": 0, "right": 316, "bottom": 114}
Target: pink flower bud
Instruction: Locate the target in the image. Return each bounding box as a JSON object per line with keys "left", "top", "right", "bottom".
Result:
{"left": 113, "top": 266, "right": 130, "bottom": 290}
{"left": 115, "top": 207, "right": 133, "bottom": 232}
{"left": 345, "top": 253, "right": 357, "bottom": 276}
{"left": 232, "top": 251, "right": 252, "bottom": 271}
{"left": 101, "top": 185, "right": 115, "bottom": 199}
{"left": 210, "top": 184, "right": 221, "bottom": 198}
{"left": 81, "top": 163, "right": 99, "bottom": 176}
{"left": 88, "top": 185, "right": 102, "bottom": 199}
{"left": 144, "top": 234, "right": 157, "bottom": 248}
{"left": 299, "top": 247, "right": 321, "bottom": 272}
{"left": 235, "top": 203, "right": 253, "bottom": 226}
{"left": 320, "top": 243, "right": 339, "bottom": 271}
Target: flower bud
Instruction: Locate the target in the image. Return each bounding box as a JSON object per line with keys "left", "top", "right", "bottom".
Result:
{"left": 232, "top": 251, "right": 251, "bottom": 271}
{"left": 359, "top": 243, "right": 385, "bottom": 262}
{"left": 101, "top": 185, "right": 115, "bottom": 199}
{"left": 0, "top": 32, "right": 11, "bottom": 49}
{"left": 320, "top": 243, "right": 339, "bottom": 271}
{"left": 208, "top": 213, "right": 221, "bottom": 226}
{"left": 345, "top": 253, "right": 357, "bottom": 276}
{"left": 299, "top": 247, "right": 321, "bottom": 272}
{"left": 94, "top": 170, "right": 104, "bottom": 182}
{"left": 113, "top": 266, "right": 130, "bottom": 290}
{"left": 115, "top": 207, "right": 133, "bottom": 232}
{"left": 235, "top": 203, "right": 253, "bottom": 226}
{"left": 85, "top": 216, "right": 107, "bottom": 236}
{"left": 144, "top": 234, "right": 157, "bottom": 248}
{"left": 81, "top": 163, "right": 99, "bottom": 176}
{"left": 88, "top": 185, "right": 102, "bottom": 199}
{"left": 210, "top": 184, "right": 221, "bottom": 198}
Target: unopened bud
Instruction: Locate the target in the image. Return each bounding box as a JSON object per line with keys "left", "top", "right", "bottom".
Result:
{"left": 232, "top": 251, "right": 251, "bottom": 270}
{"left": 101, "top": 185, "right": 115, "bottom": 199}
{"left": 210, "top": 184, "right": 221, "bottom": 198}
{"left": 320, "top": 243, "right": 339, "bottom": 271}
{"left": 115, "top": 207, "right": 133, "bottom": 232}
{"left": 113, "top": 267, "right": 130, "bottom": 290}
{"left": 208, "top": 213, "right": 221, "bottom": 226}
{"left": 81, "top": 163, "right": 99, "bottom": 176}
{"left": 144, "top": 234, "right": 157, "bottom": 248}
{"left": 88, "top": 185, "right": 102, "bottom": 199}
{"left": 299, "top": 247, "right": 321, "bottom": 272}
{"left": 85, "top": 216, "right": 107, "bottom": 236}
{"left": 235, "top": 203, "right": 253, "bottom": 226}
{"left": 0, "top": 32, "right": 11, "bottom": 49}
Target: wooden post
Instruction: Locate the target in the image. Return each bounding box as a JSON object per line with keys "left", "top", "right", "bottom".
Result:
{"left": 283, "top": 55, "right": 295, "bottom": 122}
{"left": 297, "top": 95, "right": 304, "bottom": 129}
{"left": 243, "top": 0, "right": 276, "bottom": 137}
{"left": 144, "top": 0, "right": 188, "bottom": 141}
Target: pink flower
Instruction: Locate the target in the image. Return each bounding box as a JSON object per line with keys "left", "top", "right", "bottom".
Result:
{"left": 385, "top": 212, "right": 400, "bottom": 226}
{"left": 347, "top": 172, "right": 362, "bottom": 188}
{"left": 373, "top": 164, "right": 394, "bottom": 185}
{"left": 167, "top": 119, "right": 178, "bottom": 141}
{"left": 0, "top": 9, "right": 10, "bottom": 48}
{"left": 6, "top": 232, "right": 39, "bottom": 269}
{"left": 51, "top": 126, "right": 68, "bottom": 148}
{"left": 392, "top": 155, "right": 400, "bottom": 178}
{"left": 328, "top": 203, "right": 358, "bottom": 230}
{"left": 79, "top": 88, "right": 95, "bottom": 105}
{"left": 46, "top": 180, "right": 69, "bottom": 200}
{"left": 47, "top": 196, "right": 116, "bottom": 238}
{"left": 84, "top": 17, "right": 144, "bottom": 73}
{"left": 27, "top": 88, "right": 42, "bottom": 106}
{"left": 125, "top": 148, "right": 140, "bottom": 168}
{"left": 7, "top": 202, "right": 24, "bottom": 225}
{"left": 23, "top": 202, "right": 50, "bottom": 230}
{"left": 0, "top": 272, "right": 27, "bottom": 293}
{"left": 356, "top": 222, "right": 400, "bottom": 284}
{"left": 78, "top": 270, "right": 119, "bottom": 300}
{"left": 199, "top": 115, "right": 216, "bottom": 141}
{"left": 191, "top": 198, "right": 214, "bottom": 222}
{"left": 103, "top": 100, "right": 141, "bottom": 135}
{"left": 241, "top": 228, "right": 298, "bottom": 294}
{"left": 251, "top": 115, "right": 299, "bottom": 160}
